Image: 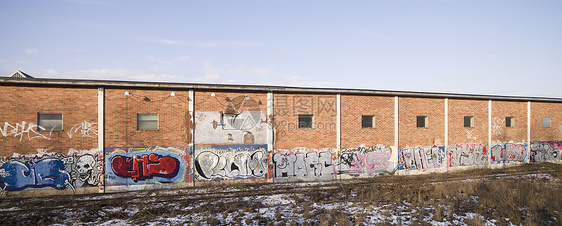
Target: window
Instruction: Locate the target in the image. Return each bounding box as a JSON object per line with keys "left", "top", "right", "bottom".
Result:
{"left": 506, "top": 117, "right": 515, "bottom": 128}
{"left": 38, "top": 113, "right": 63, "bottom": 131}
{"left": 362, "top": 115, "right": 375, "bottom": 128}
{"left": 543, "top": 117, "right": 551, "bottom": 128}
{"left": 464, "top": 116, "right": 474, "bottom": 128}
{"left": 417, "top": 116, "right": 428, "bottom": 128}
{"left": 138, "top": 113, "right": 158, "bottom": 130}
{"left": 298, "top": 114, "right": 313, "bottom": 129}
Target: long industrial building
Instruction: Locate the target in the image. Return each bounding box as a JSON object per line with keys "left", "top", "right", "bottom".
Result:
{"left": 1, "top": 73, "right": 561, "bottom": 197}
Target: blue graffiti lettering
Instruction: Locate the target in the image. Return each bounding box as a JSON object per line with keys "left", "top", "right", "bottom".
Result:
{"left": 0, "top": 158, "right": 72, "bottom": 191}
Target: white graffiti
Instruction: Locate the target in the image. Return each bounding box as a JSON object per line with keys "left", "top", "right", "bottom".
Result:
{"left": 399, "top": 146, "right": 444, "bottom": 170}
{"left": 273, "top": 150, "right": 335, "bottom": 181}
{"left": 530, "top": 141, "right": 562, "bottom": 162}
{"left": 448, "top": 144, "right": 488, "bottom": 167}
{"left": 0, "top": 122, "right": 50, "bottom": 141}
{"left": 194, "top": 148, "right": 268, "bottom": 181}
{"left": 466, "top": 130, "right": 478, "bottom": 141}
{"left": 67, "top": 121, "right": 98, "bottom": 138}
{"left": 492, "top": 117, "right": 504, "bottom": 135}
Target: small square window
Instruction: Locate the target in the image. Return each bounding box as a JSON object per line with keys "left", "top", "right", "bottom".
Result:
{"left": 464, "top": 116, "right": 474, "bottom": 128}
{"left": 138, "top": 113, "right": 158, "bottom": 130}
{"left": 543, "top": 117, "right": 551, "bottom": 128}
{"left": 38, "top": 113, "right": 63, "bottom": 131}
{"left": 506, "top": 117, "right": 515, "bottom": 128}
{"left": 298, "top": 114, "right": 313, "bottom": 129}
{"left": 362, "top": 115, "right": 375, "bottom": 128}
{"left": 417, "top": 116, "right": 428, "bottom": 128}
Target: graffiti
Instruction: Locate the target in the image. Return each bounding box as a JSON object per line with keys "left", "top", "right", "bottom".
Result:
{"left": 466, "top": 130, "right": 478, "bottom": 141}
{"left": 318, "top": 97, "right": 337, "bottom": 117}
{"left": 111, "top": 154, "right": 179, "bottom": 182}
{"left": 272, "top": 148, "right": 335, "bottom": 181}
{"left": 0, "top": 149, "right": 102, "bottom": 193}
{"left": 448, "top": 144, "right": 488, "bottom": 167}
{"left": 490, "top": 143, "right": 526, "bottom": 163}
{"left": 492, "top": 117, "right": 504, "bottom": 135}
{"left": 398, "top": 146, "right": 445, "bottom": 170}
{"left": 0, "top": 121, "right": 50, "bottom": 141}
{"left": 338, "top": 145, "right": 395, "bottom": 176}
{"left": 530, "top": 141, "right": 562, "bottom": 162}
{"left": 0, "top": 158, "right": 72, "bottom": 192}
{"left": 105, "top": 146, "right": 190, "bottom": 185}
{"left": 194, "top": 145, "right": 267, "bottom": 181}
{"left": 67, "top": 121, "right": 98, "bottom": 138}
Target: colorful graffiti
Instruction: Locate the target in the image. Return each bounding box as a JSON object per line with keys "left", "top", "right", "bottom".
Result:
{"left": 105, "top": 146, "right": 190, "bottom": 185}
{"left": 193, "top": 144, "right": 268, "bottom": 181}
{"left": 530, "top": 141, "right": 561, "bottom": 162}
{"left": 398, "top": 146, "right": 445, "bottom": 170}
{"left": 490, "top": 143, "right": 527, "bottom": 163}
{"left": 0, "top": 149, "right": 102, "bottom": 194}
{"left": 272, "top": 148, "right": 336, "bottom": 181}
{"left": 338, "top": 145, "right": 396, "bottom": 176}
{"left": 447, "top": 144, "right": 488, "bottom": 167}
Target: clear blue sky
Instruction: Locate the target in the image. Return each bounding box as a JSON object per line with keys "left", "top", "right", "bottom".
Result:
{"left": 1, "top": 0, "right": 561, "bottom": 97}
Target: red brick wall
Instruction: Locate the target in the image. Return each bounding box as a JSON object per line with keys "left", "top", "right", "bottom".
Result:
{"left": 491, "top": 100, "right": 527, "bottom": 143}
{"left": 104, "top": 88, "right": 191, "bottom": 147}
{"left": 448, "top": 99, "right": 489, "bottom": 145}
{"left": 194, "top": 91, "right": 268, "bottom": 145}
{"left": 398, "top": 97, "right": 445, "bottom": 149}
{"left": 273, "top": 93, "right": 337, "bottom": 149}
{"left": 0, "top": 85, "right": 98, "bottom": 156}
{"left": 341, "top": 95, "right": 394, "bottom": 148}
{"left": 530, "top": 102, "right": 562, "bottom": 141}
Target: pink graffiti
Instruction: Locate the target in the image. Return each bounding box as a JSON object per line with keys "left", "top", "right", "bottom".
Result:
{"left": 491, "top": 143, "right": 526, "bottom": 163}
{"left": 349, "top": 151, "right": 391, "bottom": 175}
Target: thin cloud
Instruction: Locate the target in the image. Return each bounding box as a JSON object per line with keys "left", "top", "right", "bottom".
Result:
{"left": 151, "top": 38, "right": 257, "bottom": 48}
{"left": 25, "top": 49, "right": 38, "bottom": 54}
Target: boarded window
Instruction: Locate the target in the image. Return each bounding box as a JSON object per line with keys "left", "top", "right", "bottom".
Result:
{"left": 362, "top": 115, "right": 375, "bottom": 128}
{"left": 138, "top": 113, "right": 158, "bottom": 130}
{"left": 417, "top": 116, "right": 428, "bottom": 128}
{"left": 543, "top": 117, "right": 551, "bottom": 128}
{"left": 298, "top": 114, "right": 313, "bottom": 129}
{"left": 506, "top": 117, "right": 515, "bottom": 128}
{"left": 464, "top": 116, "right": 474, "bottom": 128}
{"left": 38, "top": 113, "right": 63, "bottom": 131}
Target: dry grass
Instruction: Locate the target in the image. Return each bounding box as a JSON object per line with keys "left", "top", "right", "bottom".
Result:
{"left": 0, "top": 162, "right": 560, "bottom": 225}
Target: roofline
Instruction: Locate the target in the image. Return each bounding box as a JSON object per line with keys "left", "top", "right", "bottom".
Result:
{"left": 1, "top": 77, "right": 561, "bottom": 102}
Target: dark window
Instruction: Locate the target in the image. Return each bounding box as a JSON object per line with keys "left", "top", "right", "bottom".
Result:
{"left": 138, "top": 113, "right": 158, "bottom": 130}
{"left": 506, "top": 117, "right": 515, "bottom": 128}
{"left": 362, "top": 115, "right": 375, "bottom": 128}
{"left": 543, "top": 117, "right": 551, "bottom": 128}
{"left": 38, "top": 113, "right": 63, "bottom": 131}
{"left": 298, "top": 114, "right": 313, "bottom": 129}
{"left": 417, "top": 116, "right": 428, "bottom": 128}
{"left": 464, "top": 116, "right": 474, "bottom": 128}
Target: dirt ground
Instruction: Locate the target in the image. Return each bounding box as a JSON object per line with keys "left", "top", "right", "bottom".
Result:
{"left": 1, "top": 162, "right": 560, "bottom": 225}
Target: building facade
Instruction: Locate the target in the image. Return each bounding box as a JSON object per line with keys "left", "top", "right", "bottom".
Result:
{"left": 1, "top": 77, "right": 561, "bottom": 197}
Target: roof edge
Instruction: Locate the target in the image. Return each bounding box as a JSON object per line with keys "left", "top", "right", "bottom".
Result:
{"left": 1, "top": 77, "right": 561, "bottom": 102}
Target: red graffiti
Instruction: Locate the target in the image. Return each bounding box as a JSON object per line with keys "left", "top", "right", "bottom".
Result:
{"left": 110, "top": 154, "right": 179, "bottom": 182}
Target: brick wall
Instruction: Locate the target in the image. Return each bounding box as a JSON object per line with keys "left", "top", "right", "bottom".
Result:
{"left": 0, "top": 85, "right": 98, "bottom": 156}
{"left": 530, "top": 102, "right": 562, "bottom": 141}
{"left": 448, "top": 99, "right": 489, "bottom": 145}
{"left": 491, "top": 100, "right": 527, "bottom": 143}
{"left": 341, "top": 95, "right": 394, "bottom": 148}
{"left": 104, "top": 88, "right": 191, "bottom": 147}
{"left": 398, "top": 97, "right": 445, "bottom": 149}
{"left": 273, "top": 93, "right": 337, "bottom": 149}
